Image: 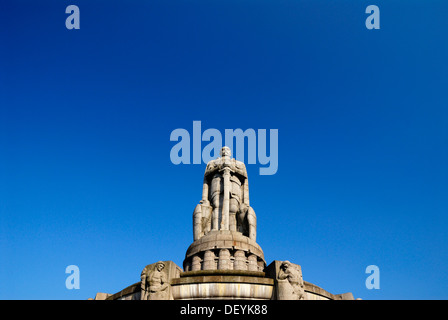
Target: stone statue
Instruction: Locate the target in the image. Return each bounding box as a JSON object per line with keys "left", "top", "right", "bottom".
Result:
{"left": 140, "top": 261, "right": 169, "bottom": 300}
{"left": 277, "top": 261, "right": 305, "bottom": 300}
{"left": 193, "top": 147, "right": 257, "bottom": 241}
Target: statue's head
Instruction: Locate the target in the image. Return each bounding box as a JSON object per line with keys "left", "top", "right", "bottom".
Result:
{"left": 156, "top": 261, "right": 165, "bottom": 271}
{"left": 220, "top": 146, "right": 231, "bottom": 158}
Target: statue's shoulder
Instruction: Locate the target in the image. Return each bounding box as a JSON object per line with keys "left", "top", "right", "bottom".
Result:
{"left": 234, "top": 158, "right": 246, "bottom": 168}
{"left": 205, "top": 158, "right": 221, "bottom": 176}
{"left": 232, "top": 159, "right": 247, "bottom": 177}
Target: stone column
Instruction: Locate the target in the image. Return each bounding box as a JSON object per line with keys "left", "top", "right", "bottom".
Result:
{"left": 191, "top": 255, "right": 202, "bottom": 271}
{"left": 203, "top": 251, "right": 216, "bottom": 270}
{"left": 211, "top": 174, "right": 221, "bottom": 231}
{"left": 229, "top": 211, "right": 237, "bottom": 232}
{"left": 218, "top": 249, "right": 231, "bottom": 270}
{"left": 234, "top": 250, "right": 247, "bottom": 271}
{"left": 193, "top": 205, "right": 202, "bottom": 241}
{"left": 202, "top": 177, "right": 209, "bottom": 203}
{"left": 248, "top": 254, "right": 258, "bottom": 271}
{"left": 221, "top": 168, "right": 231, "bottom": 230}
{"left": 243, "top": 178, "right": 250, "bottom": 206}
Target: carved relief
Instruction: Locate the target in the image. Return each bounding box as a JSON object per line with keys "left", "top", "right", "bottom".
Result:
{"left": 277, "top": 261, "right": 305, "bottom": 300}
{"left": 140, "top": 261, "right": 169, "bottom": 300}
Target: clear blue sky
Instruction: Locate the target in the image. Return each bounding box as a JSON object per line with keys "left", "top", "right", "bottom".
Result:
{"left": 1, "top": 0, "right": 447, "bottom": 300}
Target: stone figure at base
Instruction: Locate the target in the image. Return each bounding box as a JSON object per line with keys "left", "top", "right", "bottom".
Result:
{"left": 140, "top": 261, "right": 169, "bottom": 300}
{"left": 277, "top": 261, "right": 305, "bottom": 300}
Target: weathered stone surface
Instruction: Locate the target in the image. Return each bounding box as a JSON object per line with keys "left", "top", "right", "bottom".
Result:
{"left": 183, "top": 230, "right": 266, "bottom": 272}
{"left": 193, "top": 147, "right": 257, "bottom": 241}
{"left": 265, "top": 261, "right": 355, "bottom": 300}
{"left": 93, "top": 292, "right": 111, "bottom": 300}
{"left": 172, "top": 283, "right": 273, "bottom": 300}
{"left": 265, "top": 260, "right": 305, "bottom": 300}
{"left": 102, "top": 282, "right": 141, "bottom": 301}
{"left": 185, "top": 148, "right": 266, "bottom": 274}
{"left": 171, "top": 270, "right": 274, "bottom": 300}
{"left": 140, "top": 261, "right": 182, "bottom": 300}
{"left": 179, "top": 269, "right": 267, "bottom": 278}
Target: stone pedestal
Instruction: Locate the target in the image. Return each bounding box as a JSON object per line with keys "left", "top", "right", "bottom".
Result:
{"left": 171, "top": 270, "right": 274, "bottom": 300}
{"left": 183, "top": 230, "right": 265, "bottom": 273}
{"left": 96, "top": 260, "right": 355, "bottom": 301}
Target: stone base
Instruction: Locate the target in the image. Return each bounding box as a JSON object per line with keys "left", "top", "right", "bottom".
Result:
{"left": 183, "top": 230, "right": 266, "bottom": 272}
{"left": 93, "top": 260, "right": 355, "bottom": 300}
{"left": 171, "top": 270, "right": 274, "bottom": 300}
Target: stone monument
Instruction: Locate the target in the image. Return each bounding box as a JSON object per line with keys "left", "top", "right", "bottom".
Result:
{"left": 183, "top": 146, "right": 264, "bottom": 274}
{"left": 93, "top": 147, "right": 355, "bottom": 300}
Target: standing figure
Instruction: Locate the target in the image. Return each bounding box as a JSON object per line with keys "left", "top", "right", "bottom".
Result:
{"left": 193, "top": 147, "right": 257, "bottom": 241}
{"left": 141, "top": 261, "right": 169, "bottom": 300}
{"left": 277, "top": 261, "right": 305, "bottom": 300}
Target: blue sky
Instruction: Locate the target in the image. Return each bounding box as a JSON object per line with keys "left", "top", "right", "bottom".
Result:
{"left": 1, "top": 0, "right": 447, "bottom": 299}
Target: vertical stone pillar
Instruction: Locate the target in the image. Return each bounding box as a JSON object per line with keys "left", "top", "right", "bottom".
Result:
{"left": 248, "top": 254, "right": 258, "bottom": 271}
{"left": 243, "top": 178, "right": 250, "bottom": 206}
{"left": 191, "top": 255, "right": 202, "bottom": 271}
{"left": 218, "top": 249, "right": 231, "bottom": 270}
{"left": 202, "top": 177, "right": 209, "bottom": 203}
{"left": 211, "top": 174, "right": 221, "bottom": 231}
{"left": 234, "top": 250, "right": 247, "bottom": 271}
{"left": 229, "top": 212, "right": 237, "bottom": 232}
{"left": 203, "top": 251, "right": 216, "bottom": 270}
{"left": 221, "top": 168, "right": 231, "bottom": 230}
{"left": 193, "top": 205, "right": 202, "bottom": 241}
